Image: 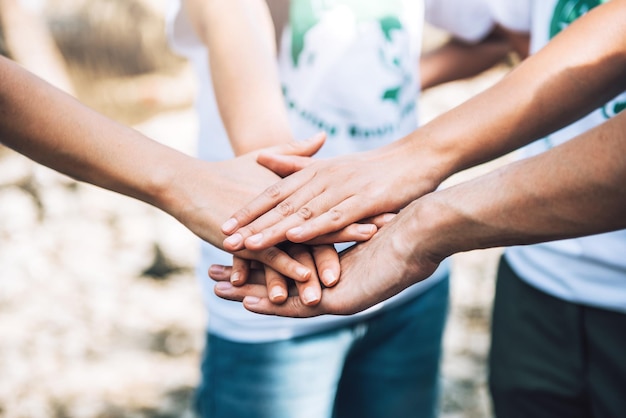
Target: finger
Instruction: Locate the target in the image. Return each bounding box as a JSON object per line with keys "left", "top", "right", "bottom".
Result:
{"left": 257, "top": 154, "right": 314, "bottom": 177}
{"left": 230, "top": 256, "right": 250, "bottom": 286}
{"left": 220, "top": 133, "right": 326, "bottom": 237}
{"left": 287, "top": 245, "right": 321, "bottom": 306}
{"left": 264, "top": 265, "right": 289, "bottom": 304}
{"left": 285, "top": 196, "right": 374, "bottom": 243}
{"left": 270, "top": 131, "right": 326, "bottom": 157}
{"left": 224, "top": 173, "right": 327, "bottom": 251}
{"left": 208, "top": 264, "right": 232, "bottom": 282}
{"left": 306, "top": 223, "right": 377, "bottom": 245}
{"left": 240, "top": 184, "right": 368, "bottom": 250}
{"left": 221, "top": 168, "right": 319, "bottom": 248}
{"left": 209, "top": 264, "right": 268, "bottom": 286}
{"left": 367, "top": 212, "right": 397, "bottom": 228}
{"left": 310, "top": 245, "right": 340, "bottom": 287}
{"left": 243, "top": 295, "right": 327, "bottom": 318}
{"left": 214, "top": 282, "right": 269, "bottom": 302}
{"left": 307, "top": 214, "right": 396, "bottom": 244}
{"left": 244, "top": 246, "right": 312, "bottom": 282}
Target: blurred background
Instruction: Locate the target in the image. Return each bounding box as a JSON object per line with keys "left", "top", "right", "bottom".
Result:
{"left": 0, "top": 1, "right": 513, "bottom": 416}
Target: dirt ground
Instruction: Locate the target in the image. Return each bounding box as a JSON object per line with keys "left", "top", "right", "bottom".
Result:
{"left": 0, "top": 2, "right": 516, "bottom": 417}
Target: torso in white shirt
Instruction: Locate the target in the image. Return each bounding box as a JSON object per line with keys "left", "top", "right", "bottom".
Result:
{"left": 167, "top": 0, "right": 485, "bottom": 342}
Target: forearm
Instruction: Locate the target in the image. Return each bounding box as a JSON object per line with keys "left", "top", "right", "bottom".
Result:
{"left": 420, "top": 32, "right": 513, "bottom": 90}
{"left": 411, "top": 110, "right": 626, "bottom": 261}
{"left": 184, "top": 0, "right": 292, "bottom": 154}
{"left": 396, "top": 0, "right": 626, "bottom": 194}
{"left": 0, "top": 56, "right": 198, "bottom": 221}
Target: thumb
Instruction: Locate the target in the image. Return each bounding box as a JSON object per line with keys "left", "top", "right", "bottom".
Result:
{"left": 257, "top": 154, "right": 312, "bottom": 177}
{"left": 257, "top": 132, "right": 326, "bottom": 177}
{"left": 266, "top": 131, "right": 326, "bottom": 158}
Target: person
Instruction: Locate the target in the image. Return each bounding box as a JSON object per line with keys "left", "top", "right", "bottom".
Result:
{"left": 165, "top": 0, "right": 512, "bottom": 417}
{"left": 215, "top": 2, "right": 626, "bottom": 417}
{"left": 470, "top": 2, "right": 626, "bottom": 418}
{"left": 0, "top": 53, "right": 350, "bottom": 293}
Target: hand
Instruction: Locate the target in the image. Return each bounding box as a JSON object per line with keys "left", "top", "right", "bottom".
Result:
{"left": 214, "top": 200, "right": 446, "bottom": 316}
{"left": 162, "top": 136, "right": 376, "bottom": 282}
{"left": 220, "top": 138, "right": 439, "bottom": 252}
{"left": 210, "top": 243, "right": 340, "bottom": 306}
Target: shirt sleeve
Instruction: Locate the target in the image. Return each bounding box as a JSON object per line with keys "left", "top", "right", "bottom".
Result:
{"left": 424, "top": 0, "right": 495, "bottom": 43}
{"left": 487, "top": 0, "right": 532, "bottom": 32}
{"left": 165, "top": 0, "right": 203, "bottom": 57}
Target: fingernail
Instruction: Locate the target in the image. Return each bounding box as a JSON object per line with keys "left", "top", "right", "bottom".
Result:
{"left": 224, "top": 233, "right": 243, "bottom": 248}
{"left": 308, "top": 132, "right": 325, "bottom": 141}
{"left": 322, "top": 269, "right": 338, "bottom": 286}
{"left": 215, "top": 282, "right": 233, "bottom": 291}
{"left": 288, "top": 226, "right": 303, "bottom": 237}
{"left": 382, "top": 213, "right": 396, "bottom": 223}
{"left": 222, "top": 218, "right": 238, "bottom": 233}
{"left": 296, "top": 266, "right": 311, "bottom": 280}
{"left": 244, "top": 296, "right": 261, "bottom": 305}
{"left": 247, "top": 233, "right": 263, "bottom": 245}
{"left": 209, "top": 265, "right": 224, "bottom": 275}
{"left": 231, "top": 271, "right": 241, "bottom": 285}
{"left": 303, "top": 288, "right": 320, "bottom": 305}
{"left": 357, "top": 224, "right": 376, "bottom": 235}
{"left": 270, "top": 286, "right": 286, "bottom": 301}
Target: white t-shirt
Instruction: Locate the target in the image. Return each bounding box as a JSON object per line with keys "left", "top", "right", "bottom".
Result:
{"left": 425, "top": 0, "right": 494, "bottom": 43}
{"left": 491, "top": 0, "right": 626, "bottom": 313}
{"left": 166, "top": 0, "right": 489, "bottom": 342}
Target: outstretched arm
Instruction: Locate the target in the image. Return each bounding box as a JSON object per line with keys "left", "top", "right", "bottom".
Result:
{"left": 420, "top": 25, "right": 525, "bottom": 90}
{"left": 215, "top": 109, "right": 626, "bottom": 316}
{"left": 0, "top": 55, "right": 323, "bottom": 281}
{"left": 220, "top": 0, "right": 626, "bottom": 251}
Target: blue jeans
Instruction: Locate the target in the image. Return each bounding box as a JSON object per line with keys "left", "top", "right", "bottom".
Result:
{"left": 194, "top": 277, "right": 449, "bottom": 418}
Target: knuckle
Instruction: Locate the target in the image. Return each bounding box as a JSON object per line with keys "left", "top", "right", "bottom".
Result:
{"left": 329, "top": 208, "right": 343, "bottom": 223}
{"left": 236, "top": 207, "right": 252, "bottom": 223}
{"left": 276, "top": 201, "right": 294, "bottom": 217}
{"left": 286, "top": 296, "right": 305, "bottom": 316}
{"left": 262, "top": 247, "right": 281, "bottom": 264}
{"left": 297, "top": 206, "right": 313, "bottom": 221}
{"left": 264, "top": 184, "right": 282, "bottom": 199}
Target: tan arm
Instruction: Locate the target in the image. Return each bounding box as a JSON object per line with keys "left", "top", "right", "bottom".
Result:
{"left": 0, "top": 56, "right": 329, "bottom": 283}
{"left": 420, "top": 26, "right": 524, "bottom": 90}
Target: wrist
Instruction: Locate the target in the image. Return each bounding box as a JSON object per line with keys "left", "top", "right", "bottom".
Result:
{"left": 141, "top": 147, "right": 203, "bottom": 217}
{"left": 371, "top": 131, "right": 457, "bottom": 204}
{"left": 402, "top": 196, "right": 458, "bottom": 265}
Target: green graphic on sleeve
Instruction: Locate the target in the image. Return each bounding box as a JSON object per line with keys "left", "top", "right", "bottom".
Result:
{"left": 549, "top": 0, "right": 610, "bottom": 38}
{"left": 602, "top": 100, "right": 626, "bottom": 119}
{"left": 290, "top": 0, "right": 404, "bottom": 66}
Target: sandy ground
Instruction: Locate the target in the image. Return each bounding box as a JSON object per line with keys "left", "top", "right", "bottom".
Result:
{"left": 0, "top": 3, "right": 516, "bottom": 417}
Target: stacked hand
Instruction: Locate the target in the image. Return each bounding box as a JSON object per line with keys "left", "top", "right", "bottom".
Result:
{"left": 219, "top": 138, "right": 439, "bottom": 252}
{"left": 208, "top": 135, "right": 446, "bottom": 315}
{"left": 212, "top": 198, "right": 445, "bottom": 316}
{"left": 170, "top": 134, "right": 388, "bottom": 306}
